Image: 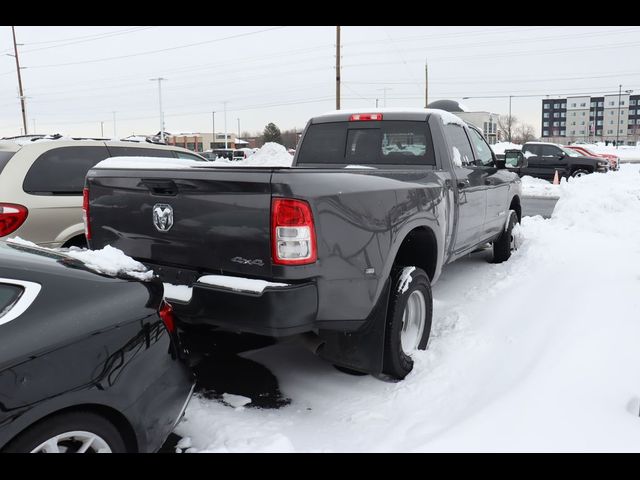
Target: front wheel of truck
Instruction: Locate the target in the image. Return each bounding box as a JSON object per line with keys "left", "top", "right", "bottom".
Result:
{"left": 382, "top": 267, "right": 433, "bottom": 380}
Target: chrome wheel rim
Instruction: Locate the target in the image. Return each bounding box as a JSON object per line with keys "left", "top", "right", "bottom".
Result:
{"left": 31, "top": 431, "right": 112, "bottom": 453}
{"left": 401, "top": 290, "right": 426, "bottom": 354}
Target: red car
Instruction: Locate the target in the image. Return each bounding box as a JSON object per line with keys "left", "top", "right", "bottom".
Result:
{"left": 565, "top": 145, "right": 619, "bottom": 170}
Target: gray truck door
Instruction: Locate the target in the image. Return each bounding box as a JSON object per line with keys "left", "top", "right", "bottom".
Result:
{"left": 442, "top": 123, "right": 487, "bottom": 253}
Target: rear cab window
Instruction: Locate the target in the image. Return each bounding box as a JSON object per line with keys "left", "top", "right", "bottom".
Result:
{"left": 296, "top": 121, "right": 435, "bottom": 166}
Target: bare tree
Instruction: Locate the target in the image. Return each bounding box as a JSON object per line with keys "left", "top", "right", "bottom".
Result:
{"left": 513, "top": 123, "right": 536, "bottom": 143}
{"left": 497, "top": 114, "right": 518, "bottom": 143}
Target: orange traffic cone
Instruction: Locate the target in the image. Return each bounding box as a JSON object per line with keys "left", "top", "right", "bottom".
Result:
{"left": 553, "top": 170, "right": 560, "bottom": 185}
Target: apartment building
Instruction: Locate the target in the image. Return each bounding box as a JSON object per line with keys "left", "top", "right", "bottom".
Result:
{"left": 542, "top": 94, "right": 640, "bottom": 145}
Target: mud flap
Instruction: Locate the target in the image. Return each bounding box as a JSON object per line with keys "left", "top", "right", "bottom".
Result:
{"left": 316, "top": 278, "right": 391, "bottom": 375}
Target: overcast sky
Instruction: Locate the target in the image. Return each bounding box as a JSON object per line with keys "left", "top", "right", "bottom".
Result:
{"left": 1, "top": 25, "right": 639, "bottom": 139}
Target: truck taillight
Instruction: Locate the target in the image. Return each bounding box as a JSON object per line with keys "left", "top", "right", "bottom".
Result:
{"left": 0, "top": 203, "right": 28, "bottom": 237}
{"left": 82, "top": 187, "right": 91, "bottom": 241}
{"left": 159, "top": 300, "right": 176, "bottom": 333}
{"left": 349, "top": 113, "right": 383, "bottom": 121}
{"left": 271, "top": 198, "right": 317, "bottom": 265}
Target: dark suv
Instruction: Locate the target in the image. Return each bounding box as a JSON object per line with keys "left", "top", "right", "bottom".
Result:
{"left": 520, "top": 142, "right": 609, "bottom": 180}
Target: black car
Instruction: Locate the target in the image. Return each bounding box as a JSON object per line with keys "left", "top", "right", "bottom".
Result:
{"left": 519, "top": 142, "right": 609, "bottom": 180}
{"left": 0, "top": 241, "right": 194, "bottom": 453}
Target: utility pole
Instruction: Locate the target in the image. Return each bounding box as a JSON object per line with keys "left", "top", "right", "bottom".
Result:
{"left": 11, "top": 26, "right": 28, "bottom": 135}
{"left": 211, "top": 111, "right": 216, "bottom": 150}
{"left": 336, "top": 26, "right": 341, "bottom": 110}
{"left": 150, "top": 77, "right": 166, "bottom": 142}
{"left": 375, "top": 98, "right": 379, "bottom": 108}
{"left": 237, "top": 118, "right": 241, "bottom": 138}
{"left": 424, "top": 58, "right": 429, "bottom": 108}
{"left": 32, "top": 118, "right": 36, "bottom": 134}
{"left": 377, "top": 87, "right": 391, "bottom": 107}
{"left": 100, "top": 121, "right": 104, "bottom": 137}
{"left": 223, "top": 101, "right": 228, "bottom": 149}
{"left": 112, "top": 111, "right": 117, "bottom": 138}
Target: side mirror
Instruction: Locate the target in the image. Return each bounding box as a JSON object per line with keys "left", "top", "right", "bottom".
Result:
{"left": 504, "top": 150, "right": 527, "bottom": 169}
{"left": 557, "top": 153, "right": 565, "bottom": 160}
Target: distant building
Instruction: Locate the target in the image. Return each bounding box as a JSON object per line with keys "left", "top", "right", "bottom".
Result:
{"left": 542, "top": 94, "right": 640, "bottom": 145}
{"left": 164, "top": 132, "right": 248, "bottom": 152}
{"left": 427, "top": 100, "right": 499, "bottom": 144}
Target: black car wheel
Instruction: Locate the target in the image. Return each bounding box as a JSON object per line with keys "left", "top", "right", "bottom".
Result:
{"left": 3, "top": 411, "right": 127, "bottom": 453}
{"left": 382, "top": 267, "right": 433, "bottom": 380}
{"left": 572, "top": 169, "right": 590, "bottom": 178}
{"left": 493, "top": 210, "right": 519, "bottom": 263}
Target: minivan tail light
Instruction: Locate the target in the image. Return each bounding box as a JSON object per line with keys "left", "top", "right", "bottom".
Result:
{"left": 82, "top": 187, "right": 91, "bottom": 240}
{"left": 159, "top": 300, "right": 176, "bottom": 333}
{"left": 349, "top": 113, "right": 383, "bottom": 121}
{"left": 0, "top": 203, "right": 28, "bottom": 237}
{"left": 271, "top": 198, "right": 317, "bottom": 265}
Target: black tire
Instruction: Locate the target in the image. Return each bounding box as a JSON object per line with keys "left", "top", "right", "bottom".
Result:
{"left": 3, "top": 411, "right": 127, "bottom": 453}
{"left": 493, "top": 210, "right": 519, "bottom": 263}
{"left": 382, "top": 267, "right": 433, "bottom": 380}
{"left": 571, "top": 169, "right": 590, "bottom": 178}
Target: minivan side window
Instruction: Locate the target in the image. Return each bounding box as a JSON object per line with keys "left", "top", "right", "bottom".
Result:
{"left": 23, "top": 146, "right": 111, "bottom": 195}
{"left": 106, "top": 146, "right": 175, "bottom": 158}
{"left": 0, "top": 151, "right": 16, "bottom": 175}
{"left": 0, "top": 284, "right": 23, "bottom": 319}
{"left": 173, "top": 151, "right": 207, "bottom": 161}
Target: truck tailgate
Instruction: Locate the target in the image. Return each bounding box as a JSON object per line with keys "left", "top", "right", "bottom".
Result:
{"left": 87, "top": 167, "right": 275, "bottom": 279}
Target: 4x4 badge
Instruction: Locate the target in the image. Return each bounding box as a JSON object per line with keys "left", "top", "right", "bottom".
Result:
{"left": 153, "top": 204, "right": 174, "bottom": 232}
{"left": 231, "top": 256, "right": 264, "bottom": 267}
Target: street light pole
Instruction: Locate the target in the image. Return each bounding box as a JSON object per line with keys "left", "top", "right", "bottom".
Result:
{"left": 508, "top": 95, "right": 513, "bottom": 143}
{"left": 112, "top": 111, "right": 117, "bottom": 139}
{"left": 223, "top": 101, "right": 228, "bottom": 149}
{"left": 211, "top": 111, "right": 215, "bottom": 149}
{"left": 150, "top": 77, "right": 166, "bottom": 142}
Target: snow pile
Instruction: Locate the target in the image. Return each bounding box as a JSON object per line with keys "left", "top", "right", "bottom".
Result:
{"left": 177, "top": 164, "right": 640, "bottom": 452}
{"left": 208, "top": 143, "right": 293, "bottom": 167}
{"left": 491, "top": 142, "right": 522, "bottom": 155}
{"left": 521, "top": 175, "right": 562, "bottom": 198}
{"left": 6, "top": 238, "right": 153, "bottom": 281}
{"left": 164, "top": 283, "right": 193, "bottom": 302}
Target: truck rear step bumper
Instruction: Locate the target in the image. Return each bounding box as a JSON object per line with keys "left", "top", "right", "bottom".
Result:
{"left": 171, "top": 280, "right": 318, "bottom": 337}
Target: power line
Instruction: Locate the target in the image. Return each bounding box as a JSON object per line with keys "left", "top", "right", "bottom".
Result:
{"left": 17, "top": 26, "right": 154, "bottom": 46}
{"left": 25, "top": 26, "right": 287, "bottom": 69}
{"left": 20, "top": 27, "right": 157, "bottom": 53}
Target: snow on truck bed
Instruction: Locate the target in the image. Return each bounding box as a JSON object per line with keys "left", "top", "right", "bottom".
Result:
{"left": 175, "top": 164, "right": 640, "bottom": 452}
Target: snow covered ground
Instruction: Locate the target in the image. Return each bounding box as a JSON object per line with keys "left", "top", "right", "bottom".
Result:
{"left": 175, "top": 164, "right": 640, "bottom": 452}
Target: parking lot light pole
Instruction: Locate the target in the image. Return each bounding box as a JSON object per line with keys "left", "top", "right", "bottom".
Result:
{"left": 211, "top": 111, "right": 215, "bottom": 149}
{"left": 223, "top": 101, "right": 228, "bottom": 149}
{"left": 508, "top": 95, "right": 513, "bottom": 143}
{"left": 150, "top": 77, "right": 166, "bottom": 142}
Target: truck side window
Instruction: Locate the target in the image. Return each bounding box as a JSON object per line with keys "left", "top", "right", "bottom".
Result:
{"left": 443, "top": 124, "right": 474, "bottom": 168}
{"left": 467, "top": 128, "right": 494, "bottom": 167}
{"left": 522, "top": 144, "right": 540, "bottom": 158}
{"left": 541, "top": 145, "right": 561, "bottom": 157}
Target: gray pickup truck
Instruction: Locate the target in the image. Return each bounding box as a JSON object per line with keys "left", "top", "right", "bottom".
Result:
{"left": 85, "top": 109, "right": 523, "bottom": 380}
